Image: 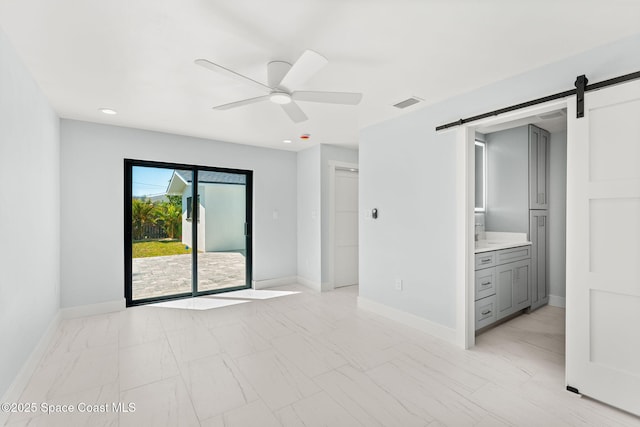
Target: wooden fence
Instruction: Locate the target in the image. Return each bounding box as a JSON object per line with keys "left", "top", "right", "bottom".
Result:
{"left": 140, "top": 222, "right": 168, "bottom": 240}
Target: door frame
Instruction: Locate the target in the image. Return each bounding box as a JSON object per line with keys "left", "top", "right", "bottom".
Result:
{"left": 453, "top": 99, "right": 569, "bottom": 349}
{"left": 124, "top": 158, "right": 253, "bottom": 306}
{"left": 328, "top": 160, "right": 359, "bottom": 290}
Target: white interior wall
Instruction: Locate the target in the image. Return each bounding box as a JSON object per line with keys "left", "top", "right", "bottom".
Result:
{"left": 0, "top": 28, "right": 60, "bottom": 398}
{"left": 549, "top": 130, "right": 567, "bottom": 301}
{"left": 360, "top": 33, "right": 640, "bottom": 332}
{"left": 60, "top": 120, "right": 297, "bottom": 307}
{"left": 296, "top": 145, "right": 322, "bottom": 288}
{"left": 485, "top": 126, "right": 530, "bottom": 234}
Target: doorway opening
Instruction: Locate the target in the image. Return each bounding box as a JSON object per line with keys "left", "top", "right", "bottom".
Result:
{"left": 124, "top": 159, "right": 253, "bottom": 306}
{"left": 455, "top": 99, "right": 569, "bottom": 349}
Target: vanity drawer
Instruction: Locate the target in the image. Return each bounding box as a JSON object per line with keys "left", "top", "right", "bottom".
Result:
{"left": 475, "top": 252, "right": 496, "bottom": 269}
{"left": 496, "top": 246, "right": 530, "bottom": 264}
{"left": 475, "top": 295, "right": 497, "bottom": 330}
{"left": 475, "top": 267, "right": 496, "bottom": 300}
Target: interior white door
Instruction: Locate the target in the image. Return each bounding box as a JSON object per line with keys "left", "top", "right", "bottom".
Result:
{"left": 566, "top": 79, "right": 640, "bottom": 415}
{"left": 334, "top": 169, "right": 358, "bottom": 287}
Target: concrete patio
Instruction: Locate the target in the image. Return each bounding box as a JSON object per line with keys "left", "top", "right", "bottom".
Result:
{"left": 132, "top": 251, "right": 246, "bottom": 300}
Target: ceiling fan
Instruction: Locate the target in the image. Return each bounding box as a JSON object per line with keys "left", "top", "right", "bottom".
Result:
{"left": 195, "top": 50, "right": 362, "bottom": 123}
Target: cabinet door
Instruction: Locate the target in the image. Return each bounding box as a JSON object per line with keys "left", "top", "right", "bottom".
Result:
{"left": 496, "top": 264, "right": 515, "bottom": 320}
{"left": 496, "top": 259, "right": 532, "bottom": 320}
{"left": 529, "top": 125, "right": 550, "bottom": 209}
{"left": 530, "top": 211, "right": 549, "bottom": 310}
{"left": 539, "top": 129, "right": 550, "bottom": 209}
{"left": 512, "top": 259, "right": 531, "bottom": 312}
{"left": 529, "top": 125, "right": 540, "bottom": 208}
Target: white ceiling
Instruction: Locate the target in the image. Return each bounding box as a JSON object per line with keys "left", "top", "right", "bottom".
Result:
{"left": 1, "top": 0, "right": 639, "bottom": 151}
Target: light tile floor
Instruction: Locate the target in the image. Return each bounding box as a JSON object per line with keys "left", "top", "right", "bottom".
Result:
{"left": 5, "top": 285, "right": 640, "bottom": 426}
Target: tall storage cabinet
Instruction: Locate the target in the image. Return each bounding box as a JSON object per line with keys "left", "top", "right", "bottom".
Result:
{"left": 485, "top": 123, "right": 551, "bottom": 315}
{"left": 528, "top": 124, "right": 550, "bottom": 311}
{"left": 529, "top": 125, "right": 550, "bottom": 209}
{"left": 530, "top": 210, "right": 549, "bottom": 310}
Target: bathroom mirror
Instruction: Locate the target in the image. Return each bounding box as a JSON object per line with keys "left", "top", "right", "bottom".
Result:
{"left": 475, "top": 141, "right": 485, "bottom": 211}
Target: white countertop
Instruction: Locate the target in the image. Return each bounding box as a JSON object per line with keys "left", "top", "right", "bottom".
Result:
{"left": 474, "top": 232, "right": 532, "bottom": 253}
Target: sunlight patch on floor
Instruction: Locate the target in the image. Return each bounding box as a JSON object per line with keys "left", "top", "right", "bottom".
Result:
{"left": 204, "top": 289, "right": 299, "bottom": 300}
{"left": 149, "top": 297, "right": 249, "bottom": 310}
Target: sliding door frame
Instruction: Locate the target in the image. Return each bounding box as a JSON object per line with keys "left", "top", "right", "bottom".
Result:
{"left": 124, "top": 159, "right": 253, "bottom": 307}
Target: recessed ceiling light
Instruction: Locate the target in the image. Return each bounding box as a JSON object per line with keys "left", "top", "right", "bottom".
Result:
{"left": 350, "top": 168, "right": 357, "bottom": 172}
{"left": 99, "top": 108, "right": 117, "bottom": 115}
{"left": 283, "top": 139, "right": 292, "bottom": 144}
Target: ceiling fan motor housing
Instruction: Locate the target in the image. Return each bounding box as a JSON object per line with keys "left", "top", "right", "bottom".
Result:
{"left": 267, "top": 61, "right": 292, "bottom": 89}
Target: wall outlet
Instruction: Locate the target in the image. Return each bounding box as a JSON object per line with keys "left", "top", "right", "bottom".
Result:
{"left": 394, "top": 279, "right": 403, "bottom": 291}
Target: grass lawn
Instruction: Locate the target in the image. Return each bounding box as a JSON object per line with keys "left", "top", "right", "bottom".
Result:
{"left": 133, "top": 240, "right": 192, "bottom": 258}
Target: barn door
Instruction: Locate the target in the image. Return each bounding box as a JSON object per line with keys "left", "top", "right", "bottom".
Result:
{"left": 566, "top": 79, "right": 640, "bottom": 415}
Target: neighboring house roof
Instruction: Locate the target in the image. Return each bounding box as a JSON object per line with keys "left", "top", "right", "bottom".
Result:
{"left": 165, "top": 169, "right": 246, "bottom": 195}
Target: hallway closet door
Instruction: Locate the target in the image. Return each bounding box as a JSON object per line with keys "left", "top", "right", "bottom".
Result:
{"left": 333, "top": 169, "right": 359, "bottom": 288}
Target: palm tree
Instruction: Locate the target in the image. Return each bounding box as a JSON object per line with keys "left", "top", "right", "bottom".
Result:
{"left": 156, "top": 202, "right": 182, "bottom": 239}
{"left": 132, "top": 198, "right": 156, "bottom": 240}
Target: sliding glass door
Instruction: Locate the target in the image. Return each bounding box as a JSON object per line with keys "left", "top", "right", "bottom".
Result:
{"left": 124, "top": 160, "right": 252, "bottom": 306}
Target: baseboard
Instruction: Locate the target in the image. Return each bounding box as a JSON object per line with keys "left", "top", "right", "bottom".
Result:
{"left": 296, "top": 276, "right": 322, "bottom": 292}
{"left": 61, "top": 298, "right": 126, "bottom": 319}
{"left": 549, "top": 294, "right": 566, "bottom": 308}
{"left": 357, "top": 296, "right": 457, "bottom": 345}
{"left": 321, "top": 282, "right": 334, "bottom": 292}
{"left": 0, "top": 311, "right": 61, "bottom": 426}
{"left": 252, "top": 276, "right": 297, "bottom": 290}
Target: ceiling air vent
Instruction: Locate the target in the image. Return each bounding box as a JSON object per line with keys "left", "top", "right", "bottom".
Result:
{"left": 393, "top": 96, "right": 422, "bottom": 109}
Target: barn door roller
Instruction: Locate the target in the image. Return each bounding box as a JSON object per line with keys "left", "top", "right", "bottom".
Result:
{"left": 574, "top": 75, "right": 588, "bottom": 118}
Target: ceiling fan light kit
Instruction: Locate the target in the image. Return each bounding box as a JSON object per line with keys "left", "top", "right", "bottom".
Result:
{"left": 269, "top": 92, "right": 292, "bottom": 105}
{"left": 195, "top": 49, "right": 362, "bottom": 123}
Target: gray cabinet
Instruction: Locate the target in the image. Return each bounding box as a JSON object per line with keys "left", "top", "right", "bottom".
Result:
{"left": 475, "top": 295, "right": 497, "bottom": 330}
{"left": 475, "top": 252, "right": 496, "bottom": 269}
{"left": 530, "top": 210, "right": 549, "bottom": 310}
{"left": 529, "top": 125, "right": 550, "bottom": 209}
{"left": 475, "top": 267, "right": 496, "bottom": 300}
{"left": 475, "top": 246, "right": 531, "bottom": 331}
{"left": 496, "top": 259, "right": 530, "bottom": 320}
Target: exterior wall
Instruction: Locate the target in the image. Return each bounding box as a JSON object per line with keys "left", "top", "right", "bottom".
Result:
{"left": 60, "top": 120, "right": 297, "bottom": 308}
{"left": 180, "top": 184, "right": 205, "bottom": 252}
{"left": 203, "top": 184, "right": 246, "bottom": 252}
{"left": 0, "top": 28, "right": 60, "bottom": 398}
{"left": 181, "top": 187, "right": 190, "bottom": 246}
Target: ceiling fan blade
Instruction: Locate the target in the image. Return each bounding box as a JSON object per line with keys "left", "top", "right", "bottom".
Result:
{"left": 278, "top": 50, "right": 328, "bottom": 90}
{"left": 213, "top": 95, "right": 270, "bottom": 110}
{"left": 292, "top": 91, "right": 363, "bottom": 105}
{"left": 195, "top": 59, "right": 272, "bottom": 92}
{"left": 280, "top": 101, "right": 308, "bottom": 123}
